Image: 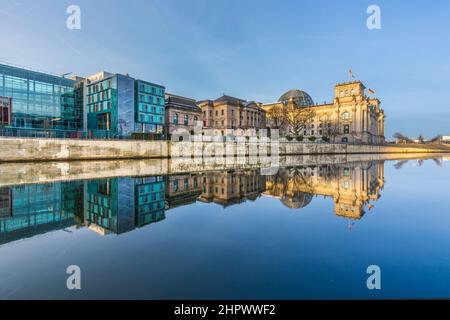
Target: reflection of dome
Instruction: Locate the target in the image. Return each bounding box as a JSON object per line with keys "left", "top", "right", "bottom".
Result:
{"left": 280, "top": 192, "right": 313, "bottom": 209}
{"left": 278, "top": 90, "right": 314, "bottom": 107}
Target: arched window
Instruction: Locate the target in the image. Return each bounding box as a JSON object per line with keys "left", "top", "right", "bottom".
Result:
{"left": 342, "top": 112, "right": 351, "bottom": 120}
{"left": 173, "top": 113, "right": 178, "bottom": 124}
{"left": 344, "top": 125, "right": 350, "bottom": 134}
{"left": 342, "top": 137, "right": 348, "bottom": 143}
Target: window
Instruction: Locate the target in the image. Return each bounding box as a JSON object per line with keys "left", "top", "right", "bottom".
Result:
{"left": 342, "top": 137, "right": 348, "bottom": 143}
{"left": 184, "top": 115, "right": 189, "bottom": 125}
{"left": 343, "top": 168, "right": 350, "bottom": 177}
{"left": 342, "top": 112, "right": 350, "bottom": 120}
{"left": 221, "top": 110, "right": 224, "bottom": 116}
{"left": 173, "top": 113, "right": 178, "bottom": 124}
{"left": 344, "top": 125, "right": 350, "bottom": 134}
{"left": 97, "top": 113, "right": 110, "bottom": 131}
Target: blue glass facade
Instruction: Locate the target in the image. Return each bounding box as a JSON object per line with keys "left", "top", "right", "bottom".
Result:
{"left": 134, "top": 80, "right": 165, "bottom": 133}
{"left": 0, "top": 64, "right": 82, "bottom": 137}
{"left": 86, "top": 75, "right": 165, "bottom": 138}
{"left": 0, "top": 64, "right": 166, "bottom": 139}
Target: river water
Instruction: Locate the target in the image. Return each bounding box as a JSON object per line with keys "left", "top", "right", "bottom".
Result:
{"left": 1, "top": 154, "right": 449, "bottom": 299}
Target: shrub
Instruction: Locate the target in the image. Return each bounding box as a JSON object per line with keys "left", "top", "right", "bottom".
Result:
{"left": 308, "top": 136, "right": 317, "bottom": 142}
{"left": 322, "top": 136, "right": 329, "bottom": 142}
{"left": 296, "top": 136, "right": 304, "bottom": 142}
{"left": 286, "top": 136, "right": 293, "bottom": 141}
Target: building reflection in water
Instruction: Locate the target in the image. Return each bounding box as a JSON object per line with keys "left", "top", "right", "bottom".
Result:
{"left": 264, "top": 161, "right": 384, "bottom": 219}
{"left": 85, "top": 176, "right": 166, "bottom": 235}
{"left": 0, "top": 160, "right": 386, "bottom": 245}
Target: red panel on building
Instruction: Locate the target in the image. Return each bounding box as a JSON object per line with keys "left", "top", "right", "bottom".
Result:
{"left": 0, "top": 96, "right": 12, "bottom": 126}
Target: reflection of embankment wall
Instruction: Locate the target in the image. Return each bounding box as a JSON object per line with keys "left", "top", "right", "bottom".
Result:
{"left": 0, "top": 153, "right": 447, "bottom": 187}
{"left": 0, "top": 137, "right": 448, "bottom": 162}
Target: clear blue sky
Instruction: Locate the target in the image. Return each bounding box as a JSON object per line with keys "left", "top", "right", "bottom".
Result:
{"left": 1, "top": 0, "right": 449, "bottom": 138}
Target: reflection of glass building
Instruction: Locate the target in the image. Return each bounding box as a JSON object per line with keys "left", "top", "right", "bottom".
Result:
{"left": 0, "top": 63, "right": 82, "bottom": 137}
{"left": 0, "top": 187, "right": 12, "bottom": 218}
{"left": 85, "top": 176, "right": 165, "bottom": 235}
{"left": 85, "top": 72, "right": 166, "bottom": 138}
{"left": 0, "top": 182, "right": 84, "bottom": 245}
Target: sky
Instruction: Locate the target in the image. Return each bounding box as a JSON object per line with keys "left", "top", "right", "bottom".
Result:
{"left": 0, "top": 0, "right": 449, "bottom": 138}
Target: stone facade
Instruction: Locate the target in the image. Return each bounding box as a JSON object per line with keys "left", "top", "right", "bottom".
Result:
{"left": 197, "top": 95, "right": 266, "bottom": 136}
{"left": 263, "top": 81, "right": 385, "bottom": 144}
{"left": 164, "top": 94, "right": 202, "bottom": 141}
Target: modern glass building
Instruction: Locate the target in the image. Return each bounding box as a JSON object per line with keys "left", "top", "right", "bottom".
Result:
{"left": 135, "top": 80, "right": 165, "bottom": 134}
{"left": 0, "top": 63, "right": 83, "bottom": 137}
{"left": 86, "top": 72, "right": 165, "bottom": 139}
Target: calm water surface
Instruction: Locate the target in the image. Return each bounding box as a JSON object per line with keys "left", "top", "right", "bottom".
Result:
{"left": 1, "top": 156, "right": 450, "bottom": 299}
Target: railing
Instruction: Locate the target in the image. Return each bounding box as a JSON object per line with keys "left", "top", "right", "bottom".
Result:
{"left": 0, "top": 127, "right": 165, "bottom": 141}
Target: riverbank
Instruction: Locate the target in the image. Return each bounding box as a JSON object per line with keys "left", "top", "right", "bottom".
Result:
{"left": 0, "top": 136, "right": 449, "bottom": 162}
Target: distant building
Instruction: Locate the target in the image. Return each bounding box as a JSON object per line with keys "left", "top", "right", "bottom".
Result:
{"left": 0, "top": 63, "right": 82, "bottom": 137}
{"left": 263, "top": 81, "right": 385, "bottom": 144}
{"left": 165, "top": 93, "right": 202, "bottom": 141}
{"left": 197, "top": 95, "right": 266, "bottom": 136}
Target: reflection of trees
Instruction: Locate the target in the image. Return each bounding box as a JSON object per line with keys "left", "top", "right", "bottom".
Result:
{"left": 288, "top": 168, "right": 308, "bottom": 190}
{"left": 432, "top": 158, "right": 443, "bottom": 167}
{"left": 267, "top": 167, "right": 315, "bottom": 209}
{"left": 394, "top": 160, "right": 408, "bottom": 170}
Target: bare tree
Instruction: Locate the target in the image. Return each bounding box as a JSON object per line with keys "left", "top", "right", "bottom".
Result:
{"left": 322, "top": 122, "right": 340, "bottom": 142}
{"left": 286, "top": 106, "right": 316, "bottom": 137}
{"left": 393, "top": 132, "right": 413, "bottom": 144}
{"left": 266, "top": 104, "right": 288, "bottom": 134}
{"left": 417, "top": 134, "right": 425, "bottom": 144}
{"left": 394, "top": 160, "right": 409, "bottom": 170}
{"left": 428, "top": 135, "right": 442, "bottom": 144}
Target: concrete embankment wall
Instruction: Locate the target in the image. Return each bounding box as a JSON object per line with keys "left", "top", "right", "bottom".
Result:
{"left": 0, "top": 137, "right": 448, "bottom": 162}
{"left": 0, "top": 137, "right": 168, "bottom": 161}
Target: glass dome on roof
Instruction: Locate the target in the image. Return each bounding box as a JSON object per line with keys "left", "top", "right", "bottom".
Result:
{"left": 278, "top": 90, "right": 314, "bottom": 107}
